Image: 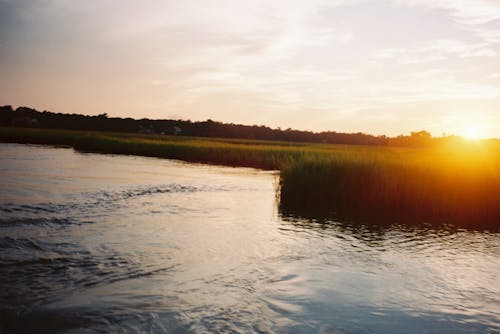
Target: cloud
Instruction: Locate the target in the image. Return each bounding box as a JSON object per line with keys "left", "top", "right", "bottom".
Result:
{"left": 1, "top": 0, "right": 500, "bottom": 136}
{"left": 373, "top": 39, "right": 498, "bottom": 64}
{"left": 397, "top": 0, "right": 500, "bottom": 24}
{"left": 487, "top": 73, "right": 500, "bottom": 79}
{"left": 367, "top": 81, "right": 499, "bottom": 103}
{"left": 396, "top": 0, "right": 500, "bottom": 47}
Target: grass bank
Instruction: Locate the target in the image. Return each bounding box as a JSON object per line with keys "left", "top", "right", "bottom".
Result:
{"left": 1, "top": 126, "right": 499, "bottom": 229}
{"left": 279, "top": 148, "right": 500, "bottom": 229}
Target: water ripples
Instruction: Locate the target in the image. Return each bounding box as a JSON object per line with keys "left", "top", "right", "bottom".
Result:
{"left": 1, "top": 144, "right": 499, "bottom": 334}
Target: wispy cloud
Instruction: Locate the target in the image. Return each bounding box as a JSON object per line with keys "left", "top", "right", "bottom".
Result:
{"left": 398, "top": 0, "right": 500, "bottom": 24}
{"left": 1, "top": 0, "right": 499, "bottom": 136}
{"left": 373, "top": 39, "right": 498, "bottom": 64}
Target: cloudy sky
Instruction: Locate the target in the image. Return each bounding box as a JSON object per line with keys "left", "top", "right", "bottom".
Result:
{"left": 1, "top": 0, "right": 500, "bottom": 137}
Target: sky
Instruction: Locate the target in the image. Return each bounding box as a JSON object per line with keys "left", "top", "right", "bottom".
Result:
{"left": 1, "top": 0, "right": 500, "bottom": 138}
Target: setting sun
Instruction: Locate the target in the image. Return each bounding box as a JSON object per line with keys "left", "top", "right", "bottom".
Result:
{"left": 458, "top": 125, "right": 486, "bottom": 140}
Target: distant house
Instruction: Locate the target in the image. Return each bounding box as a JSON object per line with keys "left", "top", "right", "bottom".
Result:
{"left": 160, "top": 126, "right": 182, "bottom": 136}
{"left": 138, "top": 125, "right": 155, "bottom": 134}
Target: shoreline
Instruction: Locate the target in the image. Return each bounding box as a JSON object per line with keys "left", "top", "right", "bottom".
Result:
{"left": 2, "top": 126, "right": 499, "bottom": 230}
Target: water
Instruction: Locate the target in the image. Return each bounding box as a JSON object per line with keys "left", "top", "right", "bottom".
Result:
{"left": 1, "top": 143, "right": 499, "bottom": 334}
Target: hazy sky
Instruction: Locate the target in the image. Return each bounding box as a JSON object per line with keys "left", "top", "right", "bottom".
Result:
{"left": 1, "top": 0, "right": 500, "bottom": 137}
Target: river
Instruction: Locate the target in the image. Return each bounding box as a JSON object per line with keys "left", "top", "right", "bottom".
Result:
{"left": 1, "top": 143, "right": 499, "bottom": 334}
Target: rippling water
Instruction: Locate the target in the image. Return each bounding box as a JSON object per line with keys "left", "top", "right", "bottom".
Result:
{"left": 1, "top": 143, "right": 499, "bottom": 334}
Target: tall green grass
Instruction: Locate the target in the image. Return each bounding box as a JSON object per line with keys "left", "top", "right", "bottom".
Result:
{"left": 2, "top": 126, "right": 499, "bottom": 229}
{"left": 279, "top": 148, "right": 500, "bottom": 229}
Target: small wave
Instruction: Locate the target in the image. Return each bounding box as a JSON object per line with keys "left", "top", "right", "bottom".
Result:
{"left": 0, "top": 237, "right": 84, "bottom": 261}
{"left": 74, "top": 264, "right": 176, "bottom": 289}
{"left": 0, "top": 217, "right": 93, "bottom": 228}
{"left": 93, "top": 183, "right": 200, "bottom": 202}
{"left": 0, "top": 203, "right": 57, "bottom": 214}
{"left": 0, "top": 183, "right": 204, "bottom": 219}
{"left": 0, "top": 236, "right": 44, "bottom": 252}
{"left": 0, "top": 235, "right": 176, "bottom": 331}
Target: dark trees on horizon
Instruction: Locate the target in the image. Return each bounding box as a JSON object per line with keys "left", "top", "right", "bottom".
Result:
{"left": 0, "top": 105, "right": 452, "bottom": 147}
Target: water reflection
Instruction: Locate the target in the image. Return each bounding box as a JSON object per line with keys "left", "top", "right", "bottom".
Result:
{"left": 276, "top": 215, "right": 500, "bottom": 332}
{"left": 1, "top": 144, "right": 499, "bottom": 334}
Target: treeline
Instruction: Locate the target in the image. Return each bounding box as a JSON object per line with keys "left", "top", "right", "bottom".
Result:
{"left": 0, "top": 105, "right": 454, "bottom": 147}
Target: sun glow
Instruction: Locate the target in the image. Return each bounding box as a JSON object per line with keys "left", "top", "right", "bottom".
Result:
{"left": 458, "top": 125, "right": 486, "bottom": 140}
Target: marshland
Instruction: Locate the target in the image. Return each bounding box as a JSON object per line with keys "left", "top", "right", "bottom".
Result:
{"left": 2, "top": 126, "right": 499, "bottom": 230}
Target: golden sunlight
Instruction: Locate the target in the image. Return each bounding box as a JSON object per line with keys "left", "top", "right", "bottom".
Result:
{"left": 458, "top": 124, "right": 485, "bottom": 140}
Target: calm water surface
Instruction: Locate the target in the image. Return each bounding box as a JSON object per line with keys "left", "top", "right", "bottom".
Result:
{"left": 0, "top": 143, "right": 499, "bottom": 334}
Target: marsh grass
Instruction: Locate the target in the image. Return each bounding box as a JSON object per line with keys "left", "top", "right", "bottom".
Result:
{"left": 279, "top": 150, "right": 500, "bottom": 229}
{"left": 2, "top": 126, "right": 499, "bottom": 229}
